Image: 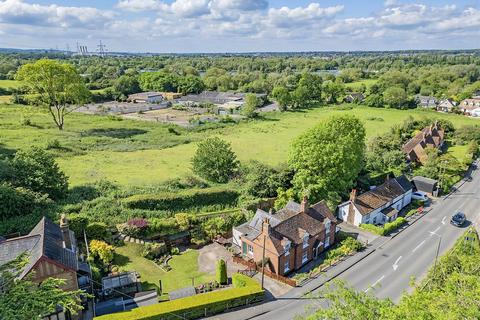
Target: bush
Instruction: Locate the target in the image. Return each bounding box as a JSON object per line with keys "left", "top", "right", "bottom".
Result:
{"left": 0, "top": 182, "right": 52, "bottom": 219}
{"left": 9, "top": 146, "right": 68, "bottom": 200}
{"left": 90, "top": 240, "right": 115, "bottom": 266}
{"left": 232, "top": 273, "right": 259, "bottom": 288}
{"left": 360, "top": 217, "right": 407, "bottom": 236}
{"left": 67, "top": 214, "right": 89, "bottom": 237}
{"left": 94, "top": 273, "right": 263, "bottom": 320}
{"left": 170, "top": 247, "right": 180, "bottom": 255}
{"left": 86, "top": 222, "right": 111, "bottom": 242}
{"left": 141, "top": 242, "right": 167, "bottom": 260}
{"left": 123, "top": 187, "right": 239, "bottom": 212}
{"left": 216, "top": 259, "right": 228, "bottom": 285}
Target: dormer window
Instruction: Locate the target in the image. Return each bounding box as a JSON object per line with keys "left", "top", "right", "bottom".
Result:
{"left": 303, "top": 233, "right": 309, "bottom": 249}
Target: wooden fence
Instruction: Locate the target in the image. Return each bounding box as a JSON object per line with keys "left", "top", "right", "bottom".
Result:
{"left": 233, "top": 255, "right": 297, "bottom": 287}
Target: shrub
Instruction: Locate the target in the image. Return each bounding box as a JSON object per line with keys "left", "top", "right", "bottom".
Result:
{"left": 232, "top": 273, "right": 259, "bottom": 288}
{"left": 147, "top": 217, "right": 179, "bottom": 236}
{"left": 170, "top": 247, "right": 180, "bottom": 255}
{"left": 216, "top": 259, "right": 228, "bottom": 285}
{"left": 94, "top": 273, "right": 263, "bottom": 320}
{"left": 86, "top": 222, "right": 111, "bottom": 242}
{"left": 9, "top": 146, "right": 68, "bottom": 200}
{"left": 121, "top": 218, "right": 149, "bottom": 237}
{"left": 90, "top": 240, "right": 115, "bottom": 265}
{"left": 0, "top": 182, "right": 52, "bottom": 219}
{"left": 141, "top": 242, "right": 167, "bottom": 260}
{"left": 123, "top": 187, "right": 239, "bottom": 212}
{"left": 360, "top": 217, "right": 407, "bottom": 236}
{"left": 67, "top": 214, "right": 89, "bottom": 237}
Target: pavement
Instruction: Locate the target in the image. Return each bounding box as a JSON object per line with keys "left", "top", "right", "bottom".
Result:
{"left": 206, "top": 160, "right": 480, "bottom": 320}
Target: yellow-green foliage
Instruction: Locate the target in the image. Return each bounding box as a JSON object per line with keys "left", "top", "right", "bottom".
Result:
{"left": 94, "top": 273, "right": 263, "bottom": 320}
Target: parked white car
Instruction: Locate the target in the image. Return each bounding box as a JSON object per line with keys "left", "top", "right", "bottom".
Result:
{"left": 411, "top": 191, "right": 428, "bottom": 202}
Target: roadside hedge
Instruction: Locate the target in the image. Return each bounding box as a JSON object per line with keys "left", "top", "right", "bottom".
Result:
{"left": 123, "top": 187, "right": 239, "bottom": 212}
{"left": 94, "top": 274, "right": 264, "bottom": 320}
{"left": 360, "top": 217, "right": 407, "bottom": 236}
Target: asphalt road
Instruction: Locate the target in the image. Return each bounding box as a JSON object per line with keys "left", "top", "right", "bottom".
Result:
{"left": 209, "top": 162, "right": 480, "bottom": 320}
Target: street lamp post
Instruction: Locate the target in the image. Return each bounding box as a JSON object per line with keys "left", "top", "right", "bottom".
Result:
{"left": 432, "top": 233, "right": 442, "bottom": 278}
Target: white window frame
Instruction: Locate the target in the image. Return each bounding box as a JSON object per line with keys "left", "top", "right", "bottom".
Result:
{"left": 284, "top": 260, "right": 290, "bottom": 273}
{"left": 302, "top": 251, "right": 308, "bottom": 264}
{"left": 284, "top": 242, "right": 291, "bottom": 256}
{"left": 303, "top": 234, "right": 309, "bottom": 249}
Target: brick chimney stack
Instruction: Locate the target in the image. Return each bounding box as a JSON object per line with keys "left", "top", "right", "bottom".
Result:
{"left": 350, "top": 189, "right": 357, "bottom": 203}
{"left": 262, "top": 218, "right": 271, "bottom": 236}
{"left": 60, "top": 214, "right": 72, "bottom": 250}
{"left": 300, "top": 195, "right": 308, "bottom": 213}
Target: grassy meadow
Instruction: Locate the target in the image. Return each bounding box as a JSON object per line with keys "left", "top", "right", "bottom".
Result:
{"left": 0, "top": 103, "right": 479, "bottom": 186}
{"left": 0, "top": 79, "right": 22, "bottom": 89}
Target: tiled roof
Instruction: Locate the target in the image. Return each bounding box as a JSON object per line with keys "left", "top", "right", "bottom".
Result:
{"left": 353, "top": 178, "right": 408, "bottom": 216}
{"left": 0, "top": 217, "right": 78, "bottom": 279}
{"left": 402, "top": 124, "right": 444, "bottom": 164}
{"left": 273, "top": 213, "right": 325, "bottom": 244}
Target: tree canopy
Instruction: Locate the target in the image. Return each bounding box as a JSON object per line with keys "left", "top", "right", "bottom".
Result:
{"left": 289, "top": 115, "right": 366, "bottom": 204}
{"left": 0, "top": 253, "right": 84, "bottom": 320}
{"left": 192, "top": 137, "right": 239, "bottom": 183}
{"left": 16, "top": 59, "right": 90, "bottom": 130}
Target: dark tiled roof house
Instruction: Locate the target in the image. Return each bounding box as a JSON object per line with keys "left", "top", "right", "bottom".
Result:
{"left": 233, "top": 198, "right": 337, "bottom": 276}
{"left": 0, "top": 216, "right": 90, "bottom": 292}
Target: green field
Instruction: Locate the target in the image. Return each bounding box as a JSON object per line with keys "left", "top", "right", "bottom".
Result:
{"left": 0, "top": 80, "right": 22, "bottom": 89}
{"left": 0, "top": 104, "right": 479, "bottom": 186}
{"left": 114, "top": 243, "right": 214, "bottom": 292}
{"left": 345, "top": 79, "right": 378, "bottom": 91}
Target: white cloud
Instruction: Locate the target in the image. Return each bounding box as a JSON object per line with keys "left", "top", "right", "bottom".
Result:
{"left": 267, "top": 3, "right": 344, "bottom": 28}
{"left": 117, "top": 0, "right": 166, "bottom": 12}
{"left": 0, "top": 0, "right": 114, "bottom": 29}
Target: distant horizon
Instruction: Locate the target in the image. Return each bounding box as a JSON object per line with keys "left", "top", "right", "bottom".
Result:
{"left": 2, "top": 46, "right": 480, "bottom": 56}
{"left": 0, "top": 0, "right": 479, "bottom": 53}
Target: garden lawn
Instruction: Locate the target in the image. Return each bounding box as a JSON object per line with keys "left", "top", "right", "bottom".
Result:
{"left": 447, "top": 144, "right": 470, "bottom": 164}
{"left": 114, "top": 243, "right": 214, "bottom": 292}
{"left": 1, "top": 103, "right": 479, "bottom": 186}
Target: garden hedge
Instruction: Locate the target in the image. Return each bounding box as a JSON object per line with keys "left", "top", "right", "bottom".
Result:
{"left": 123, "top": 187, "right": 239, "bottom": 212}
{"left": 94, "top": 274, "right": 264, "bottom": 320}
{"left": 360, "top": 217, "right": 407, "bottom": 236}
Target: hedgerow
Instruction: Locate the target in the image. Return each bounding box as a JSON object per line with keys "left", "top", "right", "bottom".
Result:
{"left": 94, "top": 273, "right": 263, "bottom": 320}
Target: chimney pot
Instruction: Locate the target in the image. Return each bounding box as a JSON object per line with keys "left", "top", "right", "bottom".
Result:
{"left": 350, "top": 189, "right": 357, "bottom": 202}
{"left": 300, "top": 195, "right": 308, "bottom": 213}
{"left": 262, "top": 218, "right": 271, "bottom": 235}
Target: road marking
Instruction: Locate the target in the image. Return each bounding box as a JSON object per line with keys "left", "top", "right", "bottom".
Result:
{"left": 393, "top": 256, "right": 402, "bottom": 271}
{"left": 365, "top": 275, "right": 385, "bottom": 292}
{"left": 412, "top": 240, "right": 426, "bottom": 253}
{"left": 441, "top": 216, "right": 446, "bottom": 225}
{"left": 430, "top": 227, "right": 440, "bottom": 236}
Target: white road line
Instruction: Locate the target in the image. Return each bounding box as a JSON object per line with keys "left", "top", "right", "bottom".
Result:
{"left": 430, "top": 227, "right": 440, "bottom": 235}
{"left": 412, "top": 240, "right": 426, "bottom": 253}
{"left": 392, "top": 256, "right": 402, "bottom": 271}
{"left": 365, "top": 275, "right": 385, "bottom": 292}
{"left": 441, "top": 216, "right": 446, "bottom": 225}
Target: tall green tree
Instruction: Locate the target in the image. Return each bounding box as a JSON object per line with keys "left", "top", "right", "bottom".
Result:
{"left": 192, "top": 137, "right": 239, "bottom": 183}
{"left": 16, "top": 59, "right": 90, "bottom": 130}
{"left": 383, "top": 86, "right": 408, "bottom": 108}
{"left": 271, "top": 86, "right": 291, "bottom": 111}
{"left": 289, "top": 115, "right": 365, "bottom": 204}
{"left": 113, "top": 75, "right": 140, "bottom": 98}
{"left": 216, "top": 259, "right": 228, "bottom": 285}
{"left": 0, "top": 253, "right": 85, "bottom": 320}
{"left": 242, "top": 93, "right": 259, "bottom": 118}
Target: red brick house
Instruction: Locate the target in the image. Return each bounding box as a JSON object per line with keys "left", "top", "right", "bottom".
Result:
{"left": 233, "top": 197, "right": 337, "bottom": 276}
{"left": 402, "top": 122, "right": 444, "bottom": 164}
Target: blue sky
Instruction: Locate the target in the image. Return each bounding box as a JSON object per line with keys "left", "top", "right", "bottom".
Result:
{"left": 0, "top": 0, "right": 479, "bottom": 52}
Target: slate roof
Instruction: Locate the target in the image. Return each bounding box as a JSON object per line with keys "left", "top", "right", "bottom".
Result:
{"left": 237, "top": 200, "right": 335, "bottom": 254}
{"left": 352, "top": 177, "right": 411, "bottom": 216}
{"left": 0, "top": 217, "right": 78, "bottom": 279}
